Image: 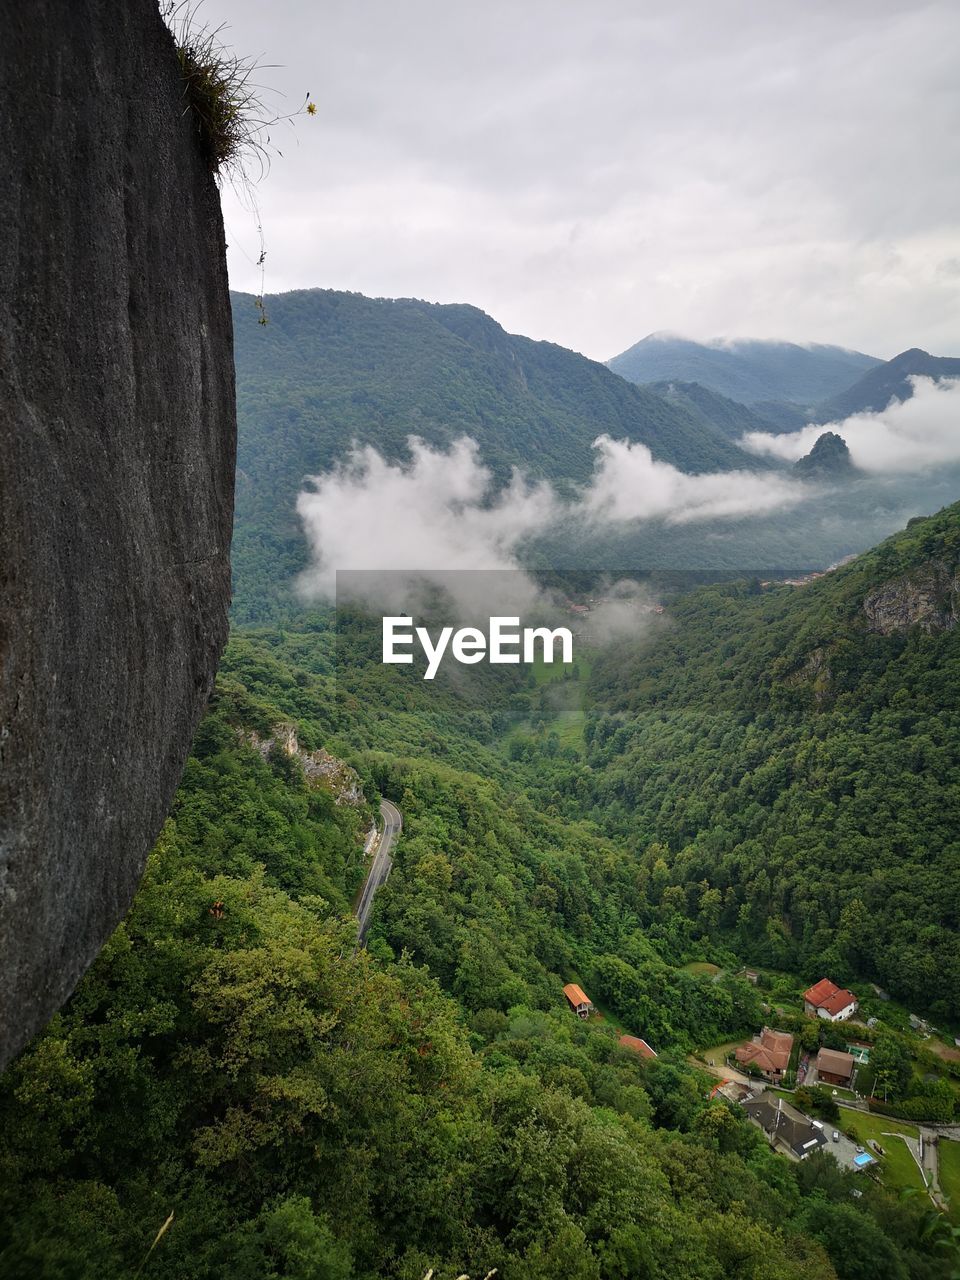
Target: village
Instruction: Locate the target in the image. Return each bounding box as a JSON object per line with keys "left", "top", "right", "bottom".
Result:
{"left": 562, "top": 973, "right": 960, "bottom": 1215}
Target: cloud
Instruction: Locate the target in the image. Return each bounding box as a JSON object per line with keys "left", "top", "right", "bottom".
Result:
{"left": 295, "top": 436, "right": 557, "bottom": 601}
{"left": 580, "top": 436, "right": 804, "bottom": 523}
{"left": 295, "top": 433, "right": 810, "bottom": 602}
{"left": 742, "top": 376, "right": 960, "bottom": 472}
{"left": 207, "top": 0, "right": 960, "bottom": 359}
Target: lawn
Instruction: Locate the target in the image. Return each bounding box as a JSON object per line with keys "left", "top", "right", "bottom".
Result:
{"left": 682, "top": 962, "right": 722, "bottom": 978}
{"left": 839, "top": 1111, "right": 926, "bottom": 1192}
{"left": 940, "top": 1139, "right": 960, "bottom": 1223}
{"left": 697, "top": 1039, "right": 749, "bottom": 1067}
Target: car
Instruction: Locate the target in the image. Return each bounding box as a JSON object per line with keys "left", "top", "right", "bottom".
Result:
{"left": 855, "top": 1145, "right": 864, "bottom": 1154}
{"left": 832, "top": 1131, "right": 840, "bottom": 1142}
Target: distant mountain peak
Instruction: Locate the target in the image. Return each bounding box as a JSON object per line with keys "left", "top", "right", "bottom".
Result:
{"left": 816, "top": 348, "right": 960, "bottom": 422}
{"left": 608, "top": 333, "right": 879, "bottom": 406}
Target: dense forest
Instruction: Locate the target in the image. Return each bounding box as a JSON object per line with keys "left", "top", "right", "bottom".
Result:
{"left": 4, "top": 506, "right": 960, "bottom": 1276}
{"left": 505, "top": 506, "right": 960, "bottom": 1023}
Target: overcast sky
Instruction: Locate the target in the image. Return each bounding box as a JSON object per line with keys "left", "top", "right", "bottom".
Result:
{"left": 202, "top": 0, "right": 960, "bottom": 361}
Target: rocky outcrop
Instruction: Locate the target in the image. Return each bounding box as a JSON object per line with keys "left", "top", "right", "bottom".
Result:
{"left": 242, "top": 726, "right": 367, "bottom": 808}
{"left": 794, "top": 431, "right": 856, "bottom": 479}
{"left": 0, "top": 2, "right": 235, "bottom": 1066}
{"left": 863, "top": 564, "right": 960, "bottom": 635}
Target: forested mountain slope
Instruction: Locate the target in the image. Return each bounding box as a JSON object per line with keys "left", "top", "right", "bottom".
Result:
{"left": 607, "top": 334, "right": 878, "bottom": 405}
{"left": 3, "top": 626, "right": 929, "bottom": 1280}
{"left": 815, "top": 348, "right": 960, "bottom": 422}
{"left": 3, "top": 531, "right": 960, "bottom": 1273}
{"left": 583, "top": 504, "right": 960, "bottom": 1020}
{"left": 644, "top": 379, "right": 780, "bottom": 440}
{"left": 231, "top": 291, "right": 765, "bottom": 618}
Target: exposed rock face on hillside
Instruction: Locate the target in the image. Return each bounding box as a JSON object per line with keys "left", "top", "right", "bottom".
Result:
{"left": 242, "top": 726, "right": 367, "bottom": 808}
{"left": 0, "top": 1, "right": 235, "bottom": 1066}
{"left": 863, "top": 564, "right": 960, "bottom": 635}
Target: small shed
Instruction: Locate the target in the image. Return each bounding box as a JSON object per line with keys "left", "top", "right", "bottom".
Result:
{"left": 563, "top": 983, "right": 594, "bottom": 1019}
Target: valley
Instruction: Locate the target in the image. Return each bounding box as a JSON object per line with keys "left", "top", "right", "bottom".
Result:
{"left": 5, "top": 5, "right": 959, "bottom": 1278}
{"left": 5, "top": 489, "right": 960, "bottom": 1276}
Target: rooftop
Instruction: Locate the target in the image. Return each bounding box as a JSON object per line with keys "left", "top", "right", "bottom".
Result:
{"left": 735, "top": 1027, "right": 793, "bottom": 1073}
{"left": 803, "top": 979, "right": 857, "bottom": 1014}
{"left": 562, "top": 983, "right": 591, "bottom": 1007}
{"left": 619, "top": 1034, "right": 657, "bottom": 1059}
{"left": 817, "top": 1047, "right": 855, "bottom": 1076}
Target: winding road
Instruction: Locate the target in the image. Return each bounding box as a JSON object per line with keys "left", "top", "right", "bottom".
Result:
{"left": 355, "top": 799, "right": 402, "bottom": 945}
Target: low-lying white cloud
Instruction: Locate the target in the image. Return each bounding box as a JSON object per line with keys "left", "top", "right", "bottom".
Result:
{"left": 295, "top": 436, "right": 557, "bottom": 599}
{"left": 742, "top": 376, "right": 960, "bottom": 472}
{"left": 296, "top": 432, "right": 809, "bottom": 600}
{"left": 582, "top": 436, "right": 804, "bottom": 524}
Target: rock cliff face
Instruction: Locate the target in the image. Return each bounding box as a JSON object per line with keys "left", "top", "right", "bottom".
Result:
{"left": 0, "top": 1, "right": 235, "bottom": 1066}
{"left": 242, "top": 727, "right": 367, "bottom": 808}
{"left": 863, "top": 563, "right": 960, "bottom": 636}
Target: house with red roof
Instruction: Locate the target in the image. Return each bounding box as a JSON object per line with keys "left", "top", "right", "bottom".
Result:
{"left": 803, "top": 979, "right": 858, "bottom": 1022}
{"left": 562, "top": 983, "right": 594, "bottom": 1019}
{"left": 735, "top": 1027, "right": 794, "bottom": 1082}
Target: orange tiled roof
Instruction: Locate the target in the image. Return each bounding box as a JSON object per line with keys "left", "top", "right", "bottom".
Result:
{"left": 820, "top": 987, "right": 857, "bottom": 1016}
{"left": 619, "top": 1034, "right": 657, "bottom": 1059}
{"left": 563, "top": 983, "right": 591, "bottom": 1007}
{"left": 803, "top": 978, "right": 839, "bottom": 1007}
{"left": 736, "top": 1027, "right": 793, "bottom": 1072}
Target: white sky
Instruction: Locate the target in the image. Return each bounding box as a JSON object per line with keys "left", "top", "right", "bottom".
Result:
{"left": 201, "top": 0, "right": 960, "bottom": 361}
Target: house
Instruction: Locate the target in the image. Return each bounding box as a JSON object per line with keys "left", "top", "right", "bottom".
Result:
{"left": 803, "top": 978, "right": 858, "bottom": 1022}
{"left": 735, "top": 1027, "right": 794, "bottom": 1082}
{"left": 816, "top": 1047, "right": 856, "bottom": 1086}
{"left": 619, "top": 1034, "right": 657, "bottom": 1059}
{"left": 562, "top": 983, "right": 594, "bottom": 1019}
{"left": 742, "top": 1093, "right": 829, "bottom": 1160}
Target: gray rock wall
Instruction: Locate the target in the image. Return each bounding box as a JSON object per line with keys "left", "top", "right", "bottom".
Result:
{"left": 0, "top": 0, "right": 235, "bottom": 1066}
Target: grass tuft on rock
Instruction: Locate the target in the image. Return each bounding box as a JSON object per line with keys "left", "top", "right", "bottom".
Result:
{"left": 162, "top": 2, "right": 312, "bottom": 179}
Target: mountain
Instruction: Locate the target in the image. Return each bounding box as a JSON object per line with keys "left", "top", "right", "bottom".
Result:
{"left": 608, "top": 332, "right": 879, "bottom": 405}
{"left": 587, "top": 500, "right": 960, "bottom": 1022}
{"left": 794, "top": 431, "right": 856, "bottom": 478}
{"left": 5, "top": 514, "right": 960, "bottom": 1277}
{"left": 644, "top": 378, "right": 779, "bottom": 440}
{"left": 232, "top": 290, "right": 766, "bottom": 618}
{"left": 816, "top": 347, "right": 960, "bottom": 423}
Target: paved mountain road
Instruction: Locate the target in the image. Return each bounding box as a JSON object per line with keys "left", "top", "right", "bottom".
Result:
{"left": 355, "top": 799, "right": 402, "bottom": 945}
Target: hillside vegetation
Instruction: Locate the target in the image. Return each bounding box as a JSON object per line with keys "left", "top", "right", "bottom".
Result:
{"left": 577, "top": 504, "right": 960, "bottom": 1021}
{"left": 2, "top": 600, "right": 954, "bottom": 1278}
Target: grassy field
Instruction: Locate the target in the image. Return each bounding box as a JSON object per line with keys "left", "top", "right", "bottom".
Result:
{"left": 553, "top": 707, "right": 586, "bottom": 748}
{"left": 839, "top": 1111, "right": 925, "bottom": 1192}
{"left": 682, "top": 961, "right": 722, "bottom": 978}
{"left": 940, "top": 1139, "right": 960, "bottom": 1223}
{"left": 697, "top": 1038, "right": 750, "bottom": 1067}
